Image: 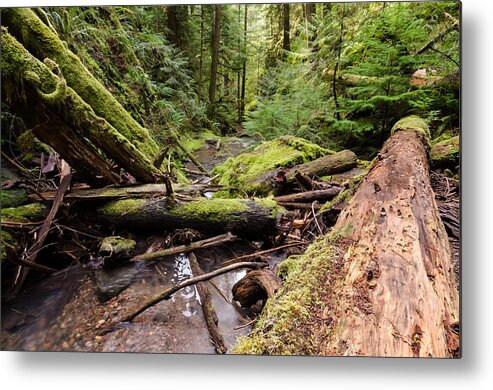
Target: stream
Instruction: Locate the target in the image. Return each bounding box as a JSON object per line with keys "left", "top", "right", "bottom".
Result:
{"left": 1, "top": 135, "right": 287, "bottom": 353}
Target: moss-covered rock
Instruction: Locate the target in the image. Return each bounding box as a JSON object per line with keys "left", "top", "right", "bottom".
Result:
{"left": 99, "top": 236, "right": 136, "bottom": 260}
{"left": 1, "top": 203, "right": 47, "bottom": 222}
{"left": 0, "top": 188, "right": 28, "bottom": 208}
{"left": 212, "top": 136, "right": 331, "bottom": 196}
{"left": 391, "top": 116, "right": 430, "bottom": 141}
{"left": 430, "top": 135, "right": 459, "bottom": 170}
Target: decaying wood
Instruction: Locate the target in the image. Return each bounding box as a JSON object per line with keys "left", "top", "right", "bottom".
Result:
{"left": 98, "top": 197, "right": 284, "bottom": 237}
{"left": 14, "top": 164, "right": 73, "bottom": 292}
{"left": 232, "top": 269, "right": 281, "bottom": 308}
{"left": 119, "top": 261, "right": 267, "bottom": 323}
{"left": 275, "top": 201, "right": 322, "bottom": 210}
{"left": 130, "top": 233, "right": 238, "bottom": 262}
{"left": 321, "top": 119, "right": 459, "bottom": 357}
{"left": 274, "top": 187, "right": 341, "bottom": 203}
{"left": 252, "top": 149, "right": 357, "bottom": 194}
{"left": 29, "top": 183, "right": 223, "bottom": 202}
{"left": 189, "top": 252, "right": 227, "bottom": 354}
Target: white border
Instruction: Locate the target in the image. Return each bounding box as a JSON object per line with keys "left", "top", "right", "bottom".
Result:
{"left": 2, "top": 1, "right": 493, "bottom": 389}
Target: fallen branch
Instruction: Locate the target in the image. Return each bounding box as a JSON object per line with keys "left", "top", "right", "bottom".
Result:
{"left": 274, "top": 187, "right": 341, "bottom": 203}
{"left": 130, "top": 233, "right": 238, "bottom": 262}
{"left": 119, "top": 261, "right": 267, "bottom": 323}
{"left": 14, "top": 163, "right": 72, "bottom": 292}
{"left": 189, "top": 252, "right": 227, "bottom": 354}
{"left": 222, "top": 241, "right": 306, "bottom": 265}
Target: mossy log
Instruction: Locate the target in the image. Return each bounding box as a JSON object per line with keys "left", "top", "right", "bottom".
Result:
{"left": 1, "top": 203, "right": 48, "bottom": 264}
{"left": 98, "top": 197, "right": 284, "bottom": 237}
{"left": 234, "top": 116, "right": 459, "bottom": 357}
{"left": 430, "top": 136, "right": 459, "bottom": 170}
{"left": 1, "top": 30, "right": 161, "bottom": 184}
{"left": 250, "top": 149, "right": 357, "bottom": 195}
{"left": 2, "top": 8, "right": 160, "bottom": 160}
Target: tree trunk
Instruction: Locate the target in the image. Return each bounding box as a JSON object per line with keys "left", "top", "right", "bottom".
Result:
{"left": 324, "top": 117, "right": 459, "bottom": 357}
{"left": 1, "top": 30, "right": 161, "bottom": 184}
{"left": 166, "top": 5, "right": 187, "bottom": 51}
{"left": 282, "top": 4, "right": 290, "bottom": 54}
{"left": 240, "top": 5, "right": 248, "bottom": 122}
{"left": 208, "top": 5, "right": 221, "bottom": 118}
{"left": 98, "top": 197, "right": 284, "bottom": 237}
{"left": 2, "top": 8, "right": 160, "bottom": 160}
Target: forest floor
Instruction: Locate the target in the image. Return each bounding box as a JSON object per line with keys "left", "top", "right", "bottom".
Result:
{"left": 0, "top": 135, "right": 460, "bottom": 354}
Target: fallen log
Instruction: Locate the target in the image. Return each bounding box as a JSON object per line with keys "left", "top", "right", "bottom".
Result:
{"left": 274, "top": 188, "right": 341, "bottom": 203}
{"left": 119, "top": 261, "right": 267, "bottom": 323}
{"left": 28, "top": 183, "right": 223, "bottom": 202}
{"left": 235, "top": 116, "right": 459, "bottom": 357}
{"left": 130, "top": 233, "right": 238, "bottom": 262}
{"left": 232, "top": 269, "right": 281, "bottom": 308}
{"left": 254, "top": 149, "right": 357, "bottom": 195}
{"left": 98, "top": 197, "right": 284, "bottom": 237}
{"left": 1, "top": 30, "right": 161, "bottom": 184}
{"left": 189, "top": 253, "right": 227, "bottom": 354}
{"left": 2, "top": 8, "right": 160, "bottom": 160}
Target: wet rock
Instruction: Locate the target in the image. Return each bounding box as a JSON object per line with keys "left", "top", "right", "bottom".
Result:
{"left": 94, "top": 263, "right": 141, "bottom": 302}
{"left": 98, "top": 236, "right": 136, "bottom": 266}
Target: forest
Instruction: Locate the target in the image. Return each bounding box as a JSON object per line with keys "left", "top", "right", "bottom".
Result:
{"left": 0, "top": 2, "right": 460, "bottom": 357}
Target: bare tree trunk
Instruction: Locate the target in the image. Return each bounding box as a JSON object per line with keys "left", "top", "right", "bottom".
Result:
{"left": 240, "top": 5, "right": 248, "bottom": 122}
{"left": 208, "top": 5, "right": 221, "bottom": 118}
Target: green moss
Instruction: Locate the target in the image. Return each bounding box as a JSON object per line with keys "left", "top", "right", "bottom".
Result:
{"left": 0, "top": 189, "right": 28, "bottom": 208}
{"left": 390, "top": 115, "right": 430, "bottom": 141}
{"left": 430, "top": 136, "right": 459, "bottom": 169}
{"left": 98, "top": 199, "right": 147, "bottom": 217}
{"left": 233, "top": 236, "right": 339, "bottom": 355}
{"left": 1, "top": 230, "right": 17, "bottom": 263}
{"left": 212, "top": 136, "right": 330, "bottom": 196}
{"left": 254, "top": 197, "right": 285, "bottom": 220}
{"left": 1, "top": 203, "right": 47, "bottom": 222}
{"left": 99, "top": 236, "right": 136, "bottom": 258}
{"left": 170, "top": 198, "right": 249, "bottom": 224}
{"left": 3, "top": 8, "right": 160, "bottom": 160}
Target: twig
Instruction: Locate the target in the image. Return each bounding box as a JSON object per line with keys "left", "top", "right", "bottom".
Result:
{"left": 233, "top": 318, "right": 257, "bottom": 330}
{"left": 119, "top": 261, "right": 266, "bottom": 323}
{"left": 312, "top": 201, "right": 323, "bottom": 235}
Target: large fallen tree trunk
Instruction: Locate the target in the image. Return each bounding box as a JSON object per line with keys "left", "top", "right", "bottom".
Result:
{"left": 1, "top": 30, "right": 161, "bottom": 184}
{"left": 234, "top": 116, "right": 459, "bottom": 357}
{"left": 2, "top": 8, "right": 160, "bottom": 160}
{"left": 98, "top": 197, "right": 284, "bottom": 237}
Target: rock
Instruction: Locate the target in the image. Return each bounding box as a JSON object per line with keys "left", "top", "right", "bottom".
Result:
{"left": 98, "top": 236, "right": 136, "bottom": 266}
{"left": 94, "top": 262, "right": 141, "bottom": 302}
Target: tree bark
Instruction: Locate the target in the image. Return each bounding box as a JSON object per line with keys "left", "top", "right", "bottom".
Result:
{"left": 240, "top": 5, "right": 248, "bottom": 122}
{"left": 98, "top": 197, "right": 284, "bottom": 237}
{"left": 322, "top": 117, "right": 459, "bottom": 357}
{"left": 232, "top": 269, "right": 281, "bottom": 308}
{"left": 208, "top": 5, "right": 221, "bottom": 118}
{"left": 2, "top": 8, "right": 160, "bottom": 160}
{"left": 274, "top": 188, "right": 341, "bottom": 204}
{"left": 236, "top": 117, "right": 459, "bottom": 357}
